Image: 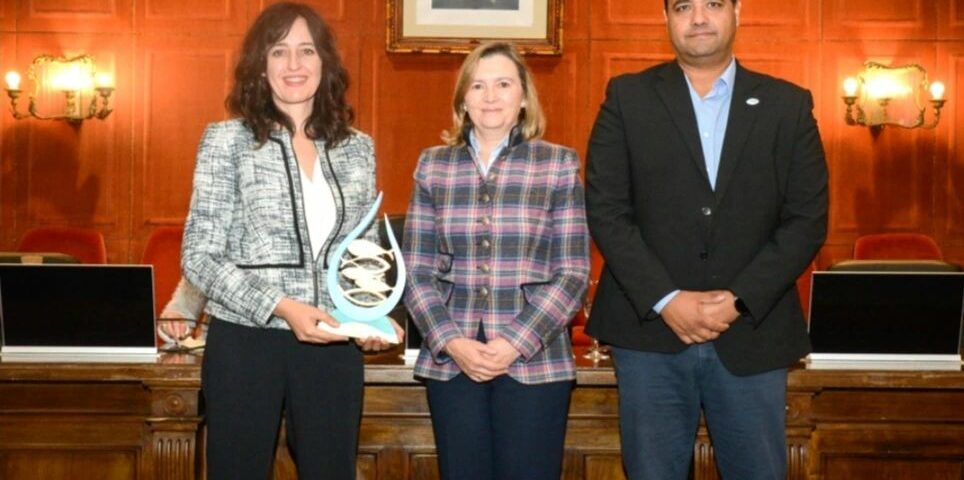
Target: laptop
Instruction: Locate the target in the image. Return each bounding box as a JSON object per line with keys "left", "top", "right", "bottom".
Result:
{"left": 0, "top": 264, "right": 158, "bottom": 361}
{"left": 807, "top": 271, "right": 964, "bottom": 370}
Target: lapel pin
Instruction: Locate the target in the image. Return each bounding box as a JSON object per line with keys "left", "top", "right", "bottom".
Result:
{"left": 746, "top": 97, "right": 760, "bottom": 106}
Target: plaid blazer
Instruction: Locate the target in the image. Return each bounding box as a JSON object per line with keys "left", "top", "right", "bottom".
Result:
{"left": 403, "top": 134, "right": 590, "bottom": 384}
{"left": 182, "top": 119, "right": 377, "bottom": 329}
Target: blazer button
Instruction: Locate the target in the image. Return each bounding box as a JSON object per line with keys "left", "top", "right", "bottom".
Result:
{"left": 701, "top": 207, "right": 713, "bottom": 216}
{"left": 699, "top": 251, "right": 709, "bottom": 260}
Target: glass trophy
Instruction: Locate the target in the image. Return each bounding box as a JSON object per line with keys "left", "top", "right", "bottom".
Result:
{"left": 319, "top": 192, "right": 404, "bottom": 343}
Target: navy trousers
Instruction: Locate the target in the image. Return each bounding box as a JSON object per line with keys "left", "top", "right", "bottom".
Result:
{"left": 202, "top": 318, "right": 363, "bottom": 480}
{"left": 424, "top": 373, "right": 573, "bottom": 480}
{"left": 611, "top": 343, "right": 788, "bottom": 480}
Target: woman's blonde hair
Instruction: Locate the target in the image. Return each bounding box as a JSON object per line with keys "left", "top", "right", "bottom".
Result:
{"left": 441, "top": 42, "right": 545, "bottom": 145}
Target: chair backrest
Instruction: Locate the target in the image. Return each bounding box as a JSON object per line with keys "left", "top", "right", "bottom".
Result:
{"left": 829, "top": 259, "right": 962, "bottom": 272}
{"left": 853, "top": 233, "right": 943, "bottom": 261}
{"left": 18, "top": 226, "right": 107, "bottom": 264}
{"left": 141, "top": 226, "right": 185, "bottom": 318}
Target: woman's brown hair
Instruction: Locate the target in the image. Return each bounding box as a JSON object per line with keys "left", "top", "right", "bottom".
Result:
{"left": 227, "top": 2, "right": 354, "bottom": 146}
{"left": 442, "top": 42, "right": 545, "bottom": 146}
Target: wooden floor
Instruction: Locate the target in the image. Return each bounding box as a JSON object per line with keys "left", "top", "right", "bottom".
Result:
{"left": 1, "top": 349, "right": 963, "bottom": 479}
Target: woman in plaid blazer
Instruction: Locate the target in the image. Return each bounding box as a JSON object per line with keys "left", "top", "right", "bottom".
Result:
{"left": 402, "top": 42, "right": 590, "bottom": 480}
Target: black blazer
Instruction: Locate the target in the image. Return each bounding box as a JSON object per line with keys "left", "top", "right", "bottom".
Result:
{"left": 584, "top": 61, "right": 828, "bottom": 376}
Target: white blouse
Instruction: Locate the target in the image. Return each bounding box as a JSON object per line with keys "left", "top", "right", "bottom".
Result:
{"left": 299, "top": 155, "right": 337, "bottom": 261}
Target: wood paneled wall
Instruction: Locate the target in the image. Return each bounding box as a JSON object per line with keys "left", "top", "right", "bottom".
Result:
{"left": 1, "top": 0, "right": 962, "bottom": 269}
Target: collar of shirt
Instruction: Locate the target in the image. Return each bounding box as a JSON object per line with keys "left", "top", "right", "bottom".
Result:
{"left": 468, "top": 128, "right": 511, "bottom": 177}
{"left": 683, "top": 58, "right": 736, "bottom": 191}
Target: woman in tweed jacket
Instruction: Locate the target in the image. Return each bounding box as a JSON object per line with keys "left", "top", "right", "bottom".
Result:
{"left": 181, "top": 4, "right": 400, "bottom": 479}
{"left": 402, "top": 42, "right": 590, "bottom": 480}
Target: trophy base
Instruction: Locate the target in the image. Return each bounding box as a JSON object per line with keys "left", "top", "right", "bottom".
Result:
{"left": 319, "top": 311, "right": 399, "bottom": 344}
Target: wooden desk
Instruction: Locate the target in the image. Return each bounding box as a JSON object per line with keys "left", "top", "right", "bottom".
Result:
{"left": 0, "top": 355, "right": 202, "bottom": 480}
{"left": 1, "top": 352, "right": 963, "bottom": 479}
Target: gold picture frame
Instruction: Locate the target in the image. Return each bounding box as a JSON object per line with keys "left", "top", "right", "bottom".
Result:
{"left": 387, "top": 0, "right": 563, "bottom": 55}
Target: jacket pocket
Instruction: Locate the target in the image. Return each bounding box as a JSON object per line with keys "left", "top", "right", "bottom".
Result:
{"left": 433, "top": 277, "right": 456, "bottom": 306}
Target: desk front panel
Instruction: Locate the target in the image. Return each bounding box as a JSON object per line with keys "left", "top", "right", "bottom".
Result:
{"left": 2, "top": 354, "right": 963, "bottom": 479}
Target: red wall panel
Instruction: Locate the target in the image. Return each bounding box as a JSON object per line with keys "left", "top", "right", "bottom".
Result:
{"left": 937, "top": 43, "right": 964, "bottom": 242}
{"left": 938, "top": 0, "right": 964, "bottom": 40}
{"left": 0, "top": 1, "right": 16, "bottom": 32}
{"left": 737, "top": 0, "right": 819, "bottom": 41}
{"left": 0, "top": 33, "right": 16, "bottom": 248}
{"left": 135, "top": 0, "right": 248, "bottom": 35}
{"left": 824, "top": 0, "right": 937, "bottom": 40}
{"left": 819, "top": 42, "right": 938, "bottom": 246}
{"left": 369, "top": 44, "right": 462, "bottom": 212}
{"left": 18, "top": 0, "right": 132, "bottom": 33}
{"left": 589, "top": 0, "right": 665, "bottom": 40}
{"left": 529, "top": 41, "right": 590, "bottom": 156}
{"left": 0, "top": 0, "right": 959, "bottom": 269}
{"left": 131, "top": 36, "right": 236, "bottom": 233}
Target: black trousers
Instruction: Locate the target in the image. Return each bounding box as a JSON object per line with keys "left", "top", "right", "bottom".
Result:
{"left": 424, "top": 373, "right": 573, "bottom": 480}
{"left": 202, "top": 318, "right": 363, "bottom": 480}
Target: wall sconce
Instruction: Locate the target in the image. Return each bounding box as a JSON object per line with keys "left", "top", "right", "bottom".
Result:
{"left": 4, "top": 54, "right": 114, "bottom": 123}
{"left": 841, "top": 62, "right": 946, "bottom": 132}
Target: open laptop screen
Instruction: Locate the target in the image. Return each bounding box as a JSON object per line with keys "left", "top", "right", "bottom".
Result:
{"left": 808, "top": 271, "right": 964, "bottom": 356}
{"left": 0, "top": 264, "right": 156, "bottom": 352}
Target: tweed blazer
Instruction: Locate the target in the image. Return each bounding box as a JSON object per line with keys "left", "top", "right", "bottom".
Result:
{"left": 403, "top": 134, "right": 590, "bottom": 384}
{"left": 182, "top": 119, "right": 377, "bottom": 329}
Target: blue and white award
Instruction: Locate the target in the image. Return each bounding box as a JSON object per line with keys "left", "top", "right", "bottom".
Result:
{"left": 319, "top": 192, "right": 404, "bottom": 343}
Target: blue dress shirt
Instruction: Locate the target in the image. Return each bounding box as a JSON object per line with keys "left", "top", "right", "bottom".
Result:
{"left": 469, "top": 129, "right": 511, "bottom": 176}
{"left": 653, "top": 59, "right": 736, "bottom": 314}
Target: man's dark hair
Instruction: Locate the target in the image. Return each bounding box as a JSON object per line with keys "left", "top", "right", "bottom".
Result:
{"left": 226, "top": 2, "right": 354, "bottom": 146}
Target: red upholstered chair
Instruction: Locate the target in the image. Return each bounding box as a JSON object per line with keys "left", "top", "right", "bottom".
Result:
{"left": 18, "top": 226, "right": 107, "bottom": 264}
{"left": 141, "top": 226, "right": 185, "bottom": 318}
{"left": 853, "top": 233, "right": 943, "bottom": 260}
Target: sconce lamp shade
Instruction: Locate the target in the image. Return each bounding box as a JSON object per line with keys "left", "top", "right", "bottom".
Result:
{"left": 843, "top": 77, "right": 858, "bottom": 97}
{"left": 5, "top": 71, "right": 21, "bottom": 90}
{"left": 3, "top": 54, "right": 114, "bottom": 122}
{"left": 841, "top": 62, "right": 947, "bottom": 130}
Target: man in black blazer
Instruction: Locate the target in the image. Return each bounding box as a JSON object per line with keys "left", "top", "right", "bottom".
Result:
{"left": 585, "top": 0, "right": 827, "bottom": 478}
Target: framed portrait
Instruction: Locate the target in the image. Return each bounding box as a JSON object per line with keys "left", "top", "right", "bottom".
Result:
{"left": 387, "top": 0, "right": 563, "bottom": 55}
